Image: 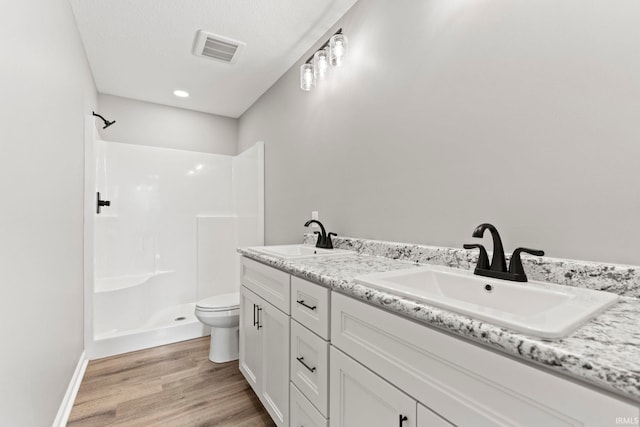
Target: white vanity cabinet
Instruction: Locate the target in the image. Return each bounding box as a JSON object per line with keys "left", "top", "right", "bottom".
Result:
{"left": 330, "top": 292, "right": 639, "bottom": 427}
{"left": 238, "top": 254, "right": 639, "bottom": 427}
{"left": 240, "top": 258, "right": 291, "bottom": 427}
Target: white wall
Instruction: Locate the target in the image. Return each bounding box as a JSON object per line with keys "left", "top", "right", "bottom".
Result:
{"left": 98, "top": 94, "right": 238, "bottom": 155}
{"left": 239, "top": 0, "right": 640, "bottom": 265}
{"left": 0, "top": 0, "right": 97, "bottom": 425}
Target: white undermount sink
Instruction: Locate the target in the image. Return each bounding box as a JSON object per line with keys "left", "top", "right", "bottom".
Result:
{"left": 249, "top": 244, "right": 352, "bottom": 259}
{"left": 355, "top": 265, "right": 619, "bottom": 339}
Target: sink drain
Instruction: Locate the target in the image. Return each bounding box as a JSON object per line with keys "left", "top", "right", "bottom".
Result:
{"left": 174, "top": 316, "right": 186, "bottom": 322}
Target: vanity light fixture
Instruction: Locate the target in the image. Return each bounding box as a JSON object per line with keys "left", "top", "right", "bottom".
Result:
{"left": 300, "top": 28, "right": 348, "bottom": 92}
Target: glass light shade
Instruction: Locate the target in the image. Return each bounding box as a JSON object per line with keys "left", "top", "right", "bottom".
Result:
{"left": 300, "top": 63, "right": 315, "bottom": 91}
{"left": 329, "top": 33, "right": 348, "bottom": 67}
{"left": 313, "top": 48, "right": 330, "bottom": 81}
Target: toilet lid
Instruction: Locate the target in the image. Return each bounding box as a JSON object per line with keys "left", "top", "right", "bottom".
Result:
{"left": 196, "top": 292, "right": 240, "bottom": 311}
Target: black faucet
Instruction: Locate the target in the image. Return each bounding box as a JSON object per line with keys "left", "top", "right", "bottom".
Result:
{"left": 464, "top": 223, "right": 544, "bottom": 282}
{"left": 304, "top": 220, "right": 337, "bottom": 249}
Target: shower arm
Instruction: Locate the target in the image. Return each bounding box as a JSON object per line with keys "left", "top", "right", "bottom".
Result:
{"left": 92, "top": 111, "right": 116, "bottom": 129}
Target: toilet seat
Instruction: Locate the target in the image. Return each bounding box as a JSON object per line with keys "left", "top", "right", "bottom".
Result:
{"left": 196, "top": 292, "right": 239, "bottom": 312}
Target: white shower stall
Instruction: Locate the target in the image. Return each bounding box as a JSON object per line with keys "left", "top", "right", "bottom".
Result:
{"left": 86, "top": 138, "right": 263, "bottom": 358}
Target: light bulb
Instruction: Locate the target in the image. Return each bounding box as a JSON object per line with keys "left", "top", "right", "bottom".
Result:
{"left": 329, "top": 33, "right": 348, "bottom": 67}
{"left": 313, "top": 48, "right": 330, "bottom": 81}
{"left": 300, "top": 63, "right": 315, "bottom": 91}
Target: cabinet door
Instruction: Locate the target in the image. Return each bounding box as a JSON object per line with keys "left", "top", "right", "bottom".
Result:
{"left": 330, "top": 346, "right": 415, "bottom": 427}
{"left": 417, "top": 404, "right": 454, "bottom": 427}
{"left": 239, "top": 286, "right": 262, "bottom": 392}
{"left": 261, "top": 300, "right": 290, "bottom": 427}
{"left": 291, "top": 382, "right": 328, "bottom": 427}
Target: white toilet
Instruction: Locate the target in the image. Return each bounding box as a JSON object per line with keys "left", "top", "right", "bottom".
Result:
{"left": 195, "top": 292, "right": 240, "bottom": 363}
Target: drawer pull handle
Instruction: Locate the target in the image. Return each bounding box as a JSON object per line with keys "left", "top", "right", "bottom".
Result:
{"left": 256, "top": 306, "right": 262, "bottom": 330}
{"left": 296, "top": 356, "right": 316, "bottom": 373}
{"left": 296, "top": 300, "right": 317, "bottom": 311}
{"left": 253, "top": 304, "right": 257, "bottom": 327}
{"left": 399, "top": 414, "right": 408, "bottom": 426}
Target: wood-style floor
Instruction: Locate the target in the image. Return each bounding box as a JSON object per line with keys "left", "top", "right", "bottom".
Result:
{"left": 68, "top": 337, "right": 275, "bottom": 427}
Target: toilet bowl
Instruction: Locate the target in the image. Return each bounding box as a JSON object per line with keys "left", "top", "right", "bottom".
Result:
{"left": 195, "top": 292, "right": 240, "bottom": 363}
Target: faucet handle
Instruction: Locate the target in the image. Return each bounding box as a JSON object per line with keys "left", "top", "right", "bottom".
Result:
{"left": 463, "top": 244, "right": 490, "bottom": 270}
{"left": 518, "top": 247, "right": 545, "bottom": 257}
{"left": 508, "top": 247, "right": 545, "bottom": 280}
{"left": 326, "top": 232, "right": 337, "bottom": 249}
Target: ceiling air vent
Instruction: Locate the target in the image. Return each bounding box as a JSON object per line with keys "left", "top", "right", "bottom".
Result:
{"left": 193, "top": 30, "right": 245, "bottom": 64}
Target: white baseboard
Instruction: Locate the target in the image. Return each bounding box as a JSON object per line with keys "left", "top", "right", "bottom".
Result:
{"left": 52, "top": 350, "right": 88, "bottom": 427}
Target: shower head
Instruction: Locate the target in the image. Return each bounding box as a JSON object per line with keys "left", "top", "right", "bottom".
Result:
{"left": 92, "top": 111, "right": 116, "bottom": 129}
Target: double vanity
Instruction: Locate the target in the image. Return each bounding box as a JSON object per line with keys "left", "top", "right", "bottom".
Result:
{"left": 237, "top": 238, "right": 640, "bottom": 427}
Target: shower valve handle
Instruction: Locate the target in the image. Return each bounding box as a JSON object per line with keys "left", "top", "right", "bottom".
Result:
{"left": 97, "top": 192, "right": 111, "bottom": 214}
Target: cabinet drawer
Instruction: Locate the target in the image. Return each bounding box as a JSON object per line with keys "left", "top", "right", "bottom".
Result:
{"left": 331, "top": 292, "right": 639, "bottom": 427}
{"left": 290, "top": 319, "right": 329, "bottom": 417}
{"left": 291, "top": 276, "right": 330, "bottom": 339}
{"left": 290, "top": 382, "right": 328, "bottom": 427}
{"left": 241, "top": 257, "right": 290, "bottom": 314}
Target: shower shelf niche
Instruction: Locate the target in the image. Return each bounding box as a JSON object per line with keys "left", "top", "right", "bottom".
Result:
{"left": 95, "top": 270, "right": 175, "bottom": 293}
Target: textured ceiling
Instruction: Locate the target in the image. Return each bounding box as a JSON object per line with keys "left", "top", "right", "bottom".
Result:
{"left": 69, "top": 0, "right": 358, "bottom": 118}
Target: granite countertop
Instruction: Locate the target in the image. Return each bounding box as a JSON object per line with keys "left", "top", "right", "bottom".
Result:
{"left": 238, "top": 246, "right": 640, "bottom": 405}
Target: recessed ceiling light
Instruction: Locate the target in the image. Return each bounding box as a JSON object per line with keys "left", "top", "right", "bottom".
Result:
{"left": 173, "top": 90, "right": 189, "bottom": 98}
